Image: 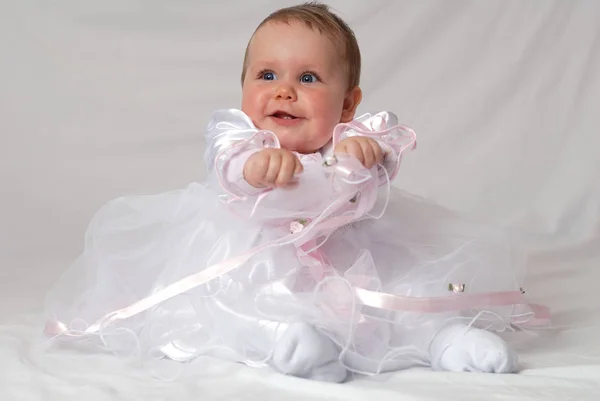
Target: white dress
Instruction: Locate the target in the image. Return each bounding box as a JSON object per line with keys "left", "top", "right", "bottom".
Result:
{"left": 44, "top": 109, "right": 549, "bottom": 377}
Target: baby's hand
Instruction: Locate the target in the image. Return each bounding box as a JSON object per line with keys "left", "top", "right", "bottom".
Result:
{"left": 243, "top": 148, "right": 304, "bottom": 188}
{"left": 334, "top": 137, "right": 384, "bottom": 169}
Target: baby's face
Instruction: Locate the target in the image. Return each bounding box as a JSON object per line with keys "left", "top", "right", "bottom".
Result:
{"left": 241, "top": 21, "right": 356, "bottom": 154}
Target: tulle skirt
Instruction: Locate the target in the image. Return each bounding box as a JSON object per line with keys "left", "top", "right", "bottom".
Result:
{"left": 44, "top": 157, "right": 543, "bottom": 377}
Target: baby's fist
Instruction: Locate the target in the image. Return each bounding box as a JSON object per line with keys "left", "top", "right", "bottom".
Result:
{"left": 243, "top": 148, "right": 303, "bottom": 189}
{"left": 334, "top": 137, "right": 384, "bottom": 169}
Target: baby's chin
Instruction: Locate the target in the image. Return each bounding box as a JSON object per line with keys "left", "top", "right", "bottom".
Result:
{"left": 252, "top": 121, "right": 331, "bottom": 154}
{"left": 290, "top": 147, "right": 319, "bottom": 155}
{"left": 278, "top": 137, "right": 327, "bottom": 155}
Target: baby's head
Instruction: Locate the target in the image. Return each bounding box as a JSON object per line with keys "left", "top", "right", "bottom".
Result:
{"left": 240, "top": 2, "right": 362, "bottom": 154}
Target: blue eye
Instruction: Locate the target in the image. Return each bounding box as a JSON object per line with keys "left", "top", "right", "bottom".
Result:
{"left": 261, "top": 71, "right": 277, "bottom": 81}
{"left": 300, "top": 73, "right": 318, "bottom": 83}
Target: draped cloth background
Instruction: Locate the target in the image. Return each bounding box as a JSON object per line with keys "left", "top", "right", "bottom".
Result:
{"left": 1, "top": 1, "right": 599, "bottom": 400}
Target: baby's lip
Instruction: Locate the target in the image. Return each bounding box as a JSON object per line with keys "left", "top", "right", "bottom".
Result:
{"left": 268, "top": 111, "right": 304, "bottom": 127}
{"left": 269, "top": 110, "right": 301, "bottom": 119}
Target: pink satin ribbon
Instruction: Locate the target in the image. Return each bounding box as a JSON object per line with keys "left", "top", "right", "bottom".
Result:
{"left": 45, "top": 219, "right": 550, "bottom": 338}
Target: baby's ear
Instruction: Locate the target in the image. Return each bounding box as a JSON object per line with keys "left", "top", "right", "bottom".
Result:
{"left": 340, "top": 86, "right": 362, "bottom": 123}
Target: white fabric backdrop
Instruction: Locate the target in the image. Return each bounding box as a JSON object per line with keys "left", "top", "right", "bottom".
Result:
{"left": 1, "top": 1, "right": 599, "bottom": 400}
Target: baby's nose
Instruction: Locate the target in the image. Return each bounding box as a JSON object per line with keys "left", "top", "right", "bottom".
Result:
{"left": 274, "top": 83, "right": 297, "bottom": 101}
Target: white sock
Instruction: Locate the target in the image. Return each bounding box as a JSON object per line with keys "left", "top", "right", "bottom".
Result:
{"left": 429, "top": 324, "right": 518, "bottom": 373}
{"left": 270, "top": 322, "right": 347, "bottom": 382}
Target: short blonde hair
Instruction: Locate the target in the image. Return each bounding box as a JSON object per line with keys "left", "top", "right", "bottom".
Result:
{"left": 241, "top": 2, "right": 361, "bottom": 90}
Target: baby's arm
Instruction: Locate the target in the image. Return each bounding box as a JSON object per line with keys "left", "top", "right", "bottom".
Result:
{"left": 334, "top": 136, "right": 384, "bottom": 170}
{"left": 243, "top": 148, "right": 303, "bottom": 189}
{"left": 333, "top": 111, "right": 416, "bottom": 184}
{"left": 224, "top": 148, "right": 265, "bottom": 196}
{"left": 223, "top": 148, "right": 304, "bottom": 195}
{"left": 204, "top": 109, "right": 279, "bottom": 198}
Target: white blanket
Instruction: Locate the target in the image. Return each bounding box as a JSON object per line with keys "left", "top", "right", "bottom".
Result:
{"left": 1, "top": 1, "right": 599, "bottom": 399}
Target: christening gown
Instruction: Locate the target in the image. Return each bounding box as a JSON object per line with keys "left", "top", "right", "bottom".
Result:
{"left": 44, "top": 109, "right": 550, "bottom": 376}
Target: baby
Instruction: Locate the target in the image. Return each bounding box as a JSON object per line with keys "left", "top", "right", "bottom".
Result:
{"left": 45, "top": 2, "right": 547, "bottom": 383}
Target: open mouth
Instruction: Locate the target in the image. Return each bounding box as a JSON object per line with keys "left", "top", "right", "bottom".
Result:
{"left": 270, "top": 111, "right": 298, "bottom": 120}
